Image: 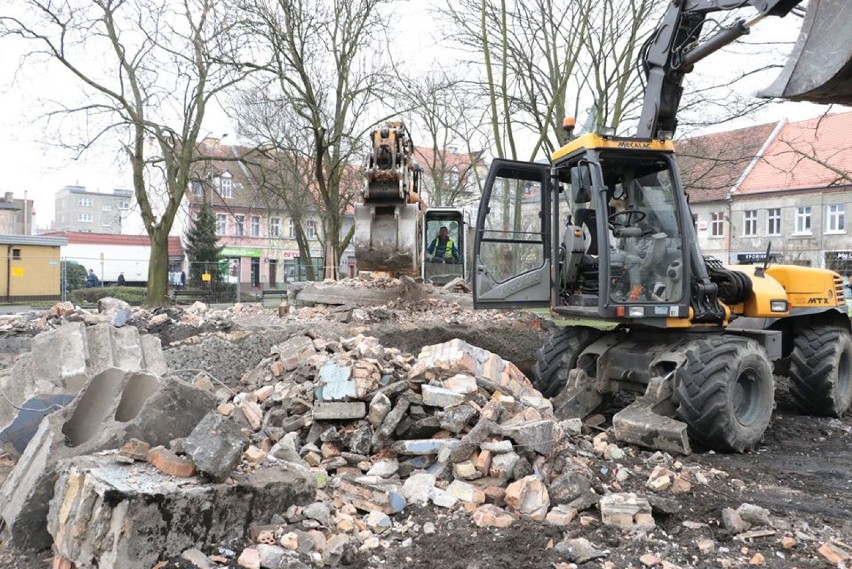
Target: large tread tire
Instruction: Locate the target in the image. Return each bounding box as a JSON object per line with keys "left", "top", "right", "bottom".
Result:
{"left": 789, "top": 326, "right": 852, "bottom": 417}
{"left": 675, "top": 336, "right": 774, "bottom": 453}
{"left": 532, "top": 326, "right": 602, "bottom": 397}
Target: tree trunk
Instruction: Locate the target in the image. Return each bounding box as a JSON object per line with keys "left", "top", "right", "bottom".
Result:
{"left": 147, "top": 229, "right": 170, "bottom": 307}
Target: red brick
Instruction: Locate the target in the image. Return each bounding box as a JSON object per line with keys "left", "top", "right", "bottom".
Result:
{"left": 148, "top": 446, "right": 196, "bottom": 478}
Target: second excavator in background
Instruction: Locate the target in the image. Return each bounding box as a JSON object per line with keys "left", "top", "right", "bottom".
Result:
{"left": 353, "top": 121, "right": 466, "bottom": 286}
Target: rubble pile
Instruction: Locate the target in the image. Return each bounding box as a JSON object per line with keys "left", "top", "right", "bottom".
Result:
{"left": 0, "top": 299, "right": 850, "bottom": 568}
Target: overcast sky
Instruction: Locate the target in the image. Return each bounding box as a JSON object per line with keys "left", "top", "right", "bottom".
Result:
{"left": 0, "top": 1, "right": 836, "bottom": 232}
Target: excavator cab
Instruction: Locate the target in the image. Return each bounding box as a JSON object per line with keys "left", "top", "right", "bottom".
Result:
{"left": 422, "top": 208, "right": 466, "bottom": 285}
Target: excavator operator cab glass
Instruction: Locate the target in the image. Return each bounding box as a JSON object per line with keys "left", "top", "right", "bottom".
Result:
{"left": 423, "top": 209, "right": 466, "bottom": 286}
{"left": 596, "top": 154, "right": 685, "bottom": 305}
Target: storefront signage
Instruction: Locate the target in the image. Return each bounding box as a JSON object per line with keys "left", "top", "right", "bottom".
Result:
{"left": 737, "top": 252, "right": 777, "bottom": 264}
{"left": 220, "top": 247, "right": 262, "bottom": 258}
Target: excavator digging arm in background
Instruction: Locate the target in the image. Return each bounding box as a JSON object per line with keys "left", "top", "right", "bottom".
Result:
{"left": 638, "top": 0, "right": 852, "bottom": 140}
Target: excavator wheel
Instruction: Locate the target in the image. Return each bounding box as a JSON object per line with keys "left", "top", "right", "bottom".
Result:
{"left": 532, "top": 326, "right": 602, "bottom": 397}
{"left": 788, "top": 326, "right": 852, "bottom": 417}
{"left": 675, "top": 336, "right": 774, "bottom": 453}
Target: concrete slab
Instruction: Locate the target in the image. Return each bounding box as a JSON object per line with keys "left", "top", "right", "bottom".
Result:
{"left": 0, "top": 370, "right": 216, "bottom": 548}
{"left": 48, "top": 453, "right": 316, "bottom": 569}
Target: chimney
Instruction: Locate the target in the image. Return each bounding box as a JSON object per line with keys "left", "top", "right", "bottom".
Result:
{"left": 3, "top": 192, "right": 12, "bottom": 202}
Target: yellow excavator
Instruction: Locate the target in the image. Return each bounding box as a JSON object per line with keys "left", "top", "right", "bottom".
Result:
{"left": 354, "top": 121, "right": 466, "bottom": 285}
{"left": 473, "top": 0, "right": 852, "bottom": 454}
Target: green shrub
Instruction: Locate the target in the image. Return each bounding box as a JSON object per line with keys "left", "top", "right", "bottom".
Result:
{"left": 70, "top": 286, "right": 148, "bottom": 306}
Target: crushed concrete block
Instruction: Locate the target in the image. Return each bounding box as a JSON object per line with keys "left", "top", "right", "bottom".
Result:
{"left": 48, "top": 454, "right": 316, "bottom": 569}
{"left": 472, "top": 504, "right": 514, "bottom": 528}
{"left": 273, "top": 336, "right": 317, "bottom": 371}
{"left": 366, "top": 510, "right": 392, "bottom": 533}
{"left": 546, "top": 505, "right": 578, "bottom": 526}
{"left": 599, "top": 493, "right": 655, "bottom": 531}
{"left": 439, "top": 405, "right": 478, "bottom": 434}
{"left": 501, "top": 420, "right": 560, "bottom": 455}
{"left": 312, "top": 402, "right": 366, "bottom": 420}
{"left": 446, "top": 480, "right": 486, "bottom": 504}
{"left": 402, "top": 473, "right": 436, "bottom": 505}
{"left": 453, "top": 460, "right": 482, "bottom": 481}
{"left": 481, "top": 440, "right": 513, "bottom": 454}
{"left": 1, "top": 371, "right": 216, "bottom": 548}
{"left": 118, "top": 438, "right": 150, "bottom": 462}
{"left": 373, "top": 397, "right": 410, "bottom": 447}
{"left": 336, "top": 476, "right": 406, "bottom": 514}
{"left": 555, "top": 537, "right": 608, "bottom": 564}
{"left": 238, "top": 548, "right": 261, "bottom": 569}
{"left": 549, "top": 470, "right": 594, "bottom": 506}
{"left": 421, "top": 384, "right": 466, "bottom": 408}
{"left": 429, "top": 487, "right": 458, "bottom": 508}
{"left": 722, "top": 507, "right": 751, "bottom": 534}
{"left": 818, "top": 542, "right": 851, "bottom": 565}
{"left": 737, "top": 503, "right": 772, "bottom": 526}
{"left": 505, "top": 475, "right": 550, "bottom": 521}
{"left": 391, "top": 439, "right": 458, "bottom": 456}
{"left": 149, "top": 446, "right": 196, "bottom": 478}
{"left": 489, "top": 451, "right": 520, "bottom": 481}
{"left": 315, "top": 362, "right": 356, "bottom": 401}
{"left": 367, "top": 392, "right": 391, "bottom": 426}
{"left": 367, "top": 458, "right": 399, "bottom": 478}
{"left": 442, "top": 374, "right": 478, "bottom": 395}
{"left": 184, "top": 411, "right": 248, "bottom": 482}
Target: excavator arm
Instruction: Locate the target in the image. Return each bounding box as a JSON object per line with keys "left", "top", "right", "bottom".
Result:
{"left": 637, "top": 0, "right": 852, "bottom": 140}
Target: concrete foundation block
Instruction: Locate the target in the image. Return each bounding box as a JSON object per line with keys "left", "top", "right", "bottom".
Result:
{"left": 48, "top": 454, "right": 316, "bottom": 569}
{"left": 0, "top": 370, "right": 216, "bottom": 548}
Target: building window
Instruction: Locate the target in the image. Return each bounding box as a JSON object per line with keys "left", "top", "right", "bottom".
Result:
{"left": 827, "top": 204, "right": 845, "bottom": 233}
{"left": 269, "top": 217, "right": 281, "bottom": 237}
{"left": 102, "top": 204, "right": 112, "bottom": 212}
{"left": 11, "top": 248, "right": 21, "bottom": 260}
{"left": 767, "top": 208, "right": 781, "bottom": 236}
{"left": 288, "top": 219, "right": 296, "bottom": 239}
{"left": 795, "top": 206, "right": 812, "bottom": 234}
{"left": 78, "top": 213, "right": 93, "bottom": 223}
{"left": 306, "top": 220, "right": 317, "bottom": 239}
{"left": 118, "top": 200, "right": 130, "bottom": 210}
{"left": 216, "top": 213, "right": 227, "bottom": 235}
{"left": 449, "top": 167, "right": 460, "bottom": 188}
{"left": 220, "top": 173, "right": 233, "bottom": 198}
{"left": 251, "top": 216, "right": 261, "bottom": 237}
{"left": 710, "top": 212, "right": 724, "bottom": 237}
{"left": 235, "top": 215, "right": 245, "bottom": 236}
{"left": 191, "top": 180, "right": 202, "bottom": 195}
{"left": 101, "top": 220, "right": 113, "bottom": 227}
{"left": 743, "top": 210, "right": 757, "bottom": 237}
{"left": 78, "top": 197, "right": 92, "bottom": 207}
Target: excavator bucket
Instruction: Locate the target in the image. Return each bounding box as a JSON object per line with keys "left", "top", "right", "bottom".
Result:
{"left": 760, "top": 0, "right": 852, "bottom": 104}
{"left": 353, "top": 203, "right": 419, "bottom": 274}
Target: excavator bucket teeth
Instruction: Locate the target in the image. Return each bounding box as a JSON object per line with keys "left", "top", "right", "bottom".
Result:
{"left": 760, "top": 0, "right": 852, "bottom": 104}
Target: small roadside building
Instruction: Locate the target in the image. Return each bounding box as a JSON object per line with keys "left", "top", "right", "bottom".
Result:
{"left": 0, "top": 235, "right": 67, "bottom": 302}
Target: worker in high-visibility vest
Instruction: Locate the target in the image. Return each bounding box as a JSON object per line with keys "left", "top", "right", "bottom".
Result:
{"left": 426, "top": 226, "right": 460, "bottom": 264}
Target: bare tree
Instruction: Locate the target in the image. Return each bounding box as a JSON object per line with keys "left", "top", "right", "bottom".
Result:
{"left": 236, "top": 0, "right": 390, "bottom": 279}
{"left": 0, "top": 0, "right": 249, "bottom": 305}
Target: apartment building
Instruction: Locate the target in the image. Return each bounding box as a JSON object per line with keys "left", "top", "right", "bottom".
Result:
{"left": 54, "top": 186, "right": 132, "bottom": 234}
{"left": 679, "top": 111, "right": 852, "bottom": 274}
{"left": 0, "top": 192, "right": 36, "bottom": 235}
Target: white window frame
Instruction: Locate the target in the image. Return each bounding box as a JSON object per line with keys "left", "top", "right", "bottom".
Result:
{"left": 269, "top": 217, "right": 281, "bottom": 238}
{"left": 101, "top": 219, "right": 113, "bottom": 227}
{"left": 288, "top": 219, "right": 296, "bottom": 239}
{"left": 795, "top": 206, "right": 812, "bottom": 235}
{"left": 118, "top": 200, "right": 130, "bottom": 210}
{"left": 827, "top": 204, "right": 845, "bottom": 233}
{"left": 78, "top": 197, "right": 93, "bottom": 207}
{"left": 220, "top": 173, "right": 233, "bottom": 198}
{"left": 77, "top": 213, "right": 93, "bottom": 223}
{"left": 251, "top": 216, "right": 261, "bottom": 237}
{"left": 743, "top": 210, "right": 757, "bottom": 237}
{"left": 102, "top": 204, "right": 113, "bottom": 212}
{"left": 710, "top": 211, "right": 724, "bottom": 238}
{"left": 216, "top": 213, "right": 227, "bottom": 235}
{"left": 306, "top": 219, "right": 317, "bottom": 239}
{"left": 234, "top": 214, "right": 245, "bottom": 236}
{"left": 190, "top": 180, "right": 203, "bottom": 195}
{"left": 766, "top": 208, "right": 781, "bottom": 236}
